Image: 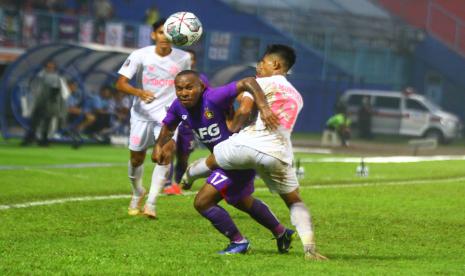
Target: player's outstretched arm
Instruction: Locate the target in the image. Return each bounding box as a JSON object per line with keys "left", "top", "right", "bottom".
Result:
{"left": 227, "top": 93, "right": 255, "bottom": 133}
{"left": 115, "top": 75, "right": 155, "bottom": 104}
{"left": 236, "top": 77, "right": 279, "bottom": 130}
{"left": 152, "top": 124, "right": 176, "bottom": 165}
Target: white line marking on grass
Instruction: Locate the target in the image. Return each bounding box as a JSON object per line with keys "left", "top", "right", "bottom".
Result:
{"left": 293, "top": 147, "right": 332, "bottom": 154}
{"left": 0, "top": 195, "right": 130, "bottom": 210}
{"left": 0, "top": 192, "right": 196, "bottom": 211}
{"left": 1, "top": 177, "right": 464, "bottom": 211}
{"left": 0, "top": 163, "right": 126, "bottom": 171}
{"left": 24, "top": 168, "right": 89, "bottom": 179}
{"left": 301, "top": 155, "right": 465, "bottom": 163}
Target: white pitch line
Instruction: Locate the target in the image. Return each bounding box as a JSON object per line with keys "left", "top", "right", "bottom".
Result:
{"left": 0, "top": 163, "right": 127, "bottom": 171}
{"left": 301, "top": 155, "right": 465, "bottom": 163}
{"left": 23, "top": 168, "right": 89, "bottom": 179}
{"left": 293, "top": 147, "right": 332, "bottom": 154}
{"left": 1, "top": 176, "right": 464, "bottom": 211}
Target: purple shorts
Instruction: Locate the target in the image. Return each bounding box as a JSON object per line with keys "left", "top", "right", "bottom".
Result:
{"left": 176, "top": 122, "right": 195, "bottom": 155}
{"left": 206, "top": 168, "right": 255, "bottom": 205}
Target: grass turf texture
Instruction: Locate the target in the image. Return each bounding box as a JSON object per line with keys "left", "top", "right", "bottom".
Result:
{"left": 1, "top": 142, "right": 465, "bottom": 274}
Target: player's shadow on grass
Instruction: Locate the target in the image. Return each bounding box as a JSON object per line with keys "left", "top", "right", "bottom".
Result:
{"left": 249, "top": 248, "right": 305, "bottom": 258}
{"left": 249, "top": 250, "right": 421, "bottom": 261}
{"left": 328, "top": 253, "right": 421, "bottom": 261}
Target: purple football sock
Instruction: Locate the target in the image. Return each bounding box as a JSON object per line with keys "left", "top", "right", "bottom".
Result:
{"left": 201, "top": 205, "right": 244, "bottom": 243}
{"left": 174, "top": 162, "right": 185, "bottom": 183}
{"left": 247, "top": 199, "right": 285, "bottom": 237}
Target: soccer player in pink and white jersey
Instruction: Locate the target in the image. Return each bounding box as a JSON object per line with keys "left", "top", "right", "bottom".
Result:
{"left": 183, "top": 44, "right": 327, "bottom": 260}
{"left": 115, "top": 19, "right": 191, "bottom": 218}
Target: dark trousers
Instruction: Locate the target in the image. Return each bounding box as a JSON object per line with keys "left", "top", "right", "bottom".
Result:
{"left": 23, "top": 106, "right": 54, "bottom": 144}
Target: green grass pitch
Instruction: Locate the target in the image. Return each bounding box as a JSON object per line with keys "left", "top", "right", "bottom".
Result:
{"left": 1, "top": 142, "right": 465, "bottom": 274}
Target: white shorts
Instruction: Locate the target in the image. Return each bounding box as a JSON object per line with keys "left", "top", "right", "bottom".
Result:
{"left": 128, "top": 118, "right": 162, "bottom": 152}
{"left": 214, "top": 139, "right": 299, "bottom": 194}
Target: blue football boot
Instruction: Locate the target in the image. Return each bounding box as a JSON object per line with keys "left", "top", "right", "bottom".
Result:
{"left": 276, "top": 229, "right": 296, "bottom": 253}
{"left": 218, "top": 240, "right": 250, "bottom": 255}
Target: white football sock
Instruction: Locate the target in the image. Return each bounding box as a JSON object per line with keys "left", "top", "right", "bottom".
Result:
{"left": 145, "top": 164, "right": 171, "bottom": 208}
{"left": 128, "top": 161, "right": 144, "bottom": 196}
{"left": 185, "top": 158, "right": 211, "bottom": 183}
{"left": 290, "top": 202, "right": 316, "bottom": 252}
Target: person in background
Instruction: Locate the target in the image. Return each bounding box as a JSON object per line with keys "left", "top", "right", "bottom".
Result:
{"left": 93, "top": 0, "right": 113, "bottom": 43}
{"left": 64, "top": 79, "right": 95, "bottom": 148}
{"left": 326, "top": 105, "right": 351, "bottom": 147}
{"left": 144, "top": 6, "right": 160, "bottom": 26}
{"left": 21, "top": 61, "right": 65, "bottom": 147}
{"left": 358, "top": 96, "right": 372, "bottom": 139}
{"left": 85, "top": 85, "right": 113, "bottom": 142}
{"left": 109, "top": 90, "right": 131, "bottom": 136}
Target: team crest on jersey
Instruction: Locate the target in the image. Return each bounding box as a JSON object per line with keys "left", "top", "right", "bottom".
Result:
{"left": 204, "top": 108, "right": 214, "bottom": 119}
{"left": 182, "top": 115, "right": 187, "bottom": 120}
{"left": 124, "top": 59, "right": 131, "bottom": 67}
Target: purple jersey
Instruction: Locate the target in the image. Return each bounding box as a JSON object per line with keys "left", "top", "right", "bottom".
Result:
{"left": 163, "top": 81, "right": 255, "bottom": 204}
{"left": 176, "top": 122, "right": 195, "bottom": 155}
{"left": 175, "top": 73, "right": 208, "bottom": 155}
{"left": 164, "top": 82, "right": 237, "bottom": 152}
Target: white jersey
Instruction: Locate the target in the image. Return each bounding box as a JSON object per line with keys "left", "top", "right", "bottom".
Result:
{"left": 230, "top": 75, "right": 303, "bottom": 164}
{"left": 118, "top": 46, "right": 191, "bottom": 122}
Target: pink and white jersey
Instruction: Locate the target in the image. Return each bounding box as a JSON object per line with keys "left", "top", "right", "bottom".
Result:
{"left": 118, "top": 46, "right": 191, "bottom": 122}
{"left": 231, "top": 75, "right": 303, "bottom": 164}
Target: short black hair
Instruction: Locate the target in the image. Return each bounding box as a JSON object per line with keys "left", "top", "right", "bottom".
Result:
{"left": 176, "top": 69, "right": 200, "bottom": 79}
{"left": 264, "top": 44, "right": 296, "bottom": 71}
{"left": 152, "top": 18, "right": 167, "bottom": 32}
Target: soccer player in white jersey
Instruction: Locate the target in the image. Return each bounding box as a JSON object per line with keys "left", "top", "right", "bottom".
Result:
{"left": 115, "top": 19, "right": 191, "bottom": 218}
{"left": 183, "top": 44, "right": 327, "bottom": 260}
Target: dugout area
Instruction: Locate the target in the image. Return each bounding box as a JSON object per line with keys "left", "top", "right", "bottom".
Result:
{"left": 0, "top": 43, "right": 131, "bottom": 139}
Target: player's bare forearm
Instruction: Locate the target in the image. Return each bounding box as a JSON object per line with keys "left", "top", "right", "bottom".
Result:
{"left": 115, "top": 75, "right": 140, "bottom": 96}
{"left": 152, "top": 125, "right": 176, "bottom": 165}
{"left": 115, "top": 75, "right": 155, "bottom": 103}
{"left": 228, "top": 95, "right": 254, "bottom": 133}
{"left": 236, "top": 77, "right": 266, "bottom": 105}
{"left": 156, "top": 125, "right": 175, "bottom": 148}
{"left": 237, "top": 78, "right": 278, "bottom": 127}
{"left": 237, "top": 77, "right": 280, "bottom": 129}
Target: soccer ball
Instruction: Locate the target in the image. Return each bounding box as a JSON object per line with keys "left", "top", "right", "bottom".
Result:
{"left": 164, "top": 12, "right": 203, "bottom": 46}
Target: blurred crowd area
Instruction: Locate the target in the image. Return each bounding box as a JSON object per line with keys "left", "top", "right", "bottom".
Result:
{"left": 62, "top": 78, "right": 132, "bottom": 140}
{"left": 0, "top": 0, "right": 158, "bottom": 48}
{"left": 20, "top": 60, "right": 132, "bottom": 146}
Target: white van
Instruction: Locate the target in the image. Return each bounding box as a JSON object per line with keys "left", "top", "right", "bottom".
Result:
{"left": 340, "top": 89, "right": 463, "bottom": 143}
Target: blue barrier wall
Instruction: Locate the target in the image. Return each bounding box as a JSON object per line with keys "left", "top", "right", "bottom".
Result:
{"left": 412, "top": 35, "right": 465, "bottom": 121}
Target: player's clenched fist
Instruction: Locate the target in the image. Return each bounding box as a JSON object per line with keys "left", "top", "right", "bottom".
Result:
{"left": 152, "top": 140, "right": 175, "bottom": 165}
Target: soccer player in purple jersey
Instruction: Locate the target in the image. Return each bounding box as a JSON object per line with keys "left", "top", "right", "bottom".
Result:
{"left": 163, "top": 50, "right": 206, "bottom": 195}
{"left": 153, "top": 70, "right": 294, "bottom": 254}
{"left": 183, "top": 44, "right": 327, "bottom": 260}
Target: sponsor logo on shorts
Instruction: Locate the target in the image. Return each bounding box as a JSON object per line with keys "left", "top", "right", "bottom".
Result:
{"left": 130, "top": 136, "right": 141, "bottom": 145}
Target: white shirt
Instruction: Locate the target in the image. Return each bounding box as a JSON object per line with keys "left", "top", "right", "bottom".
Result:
{"left": 231, "top": 75, "right": 303, "bottom": 164}
{"left": 118, "top": 46, "right": 191, "bottom": 122}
